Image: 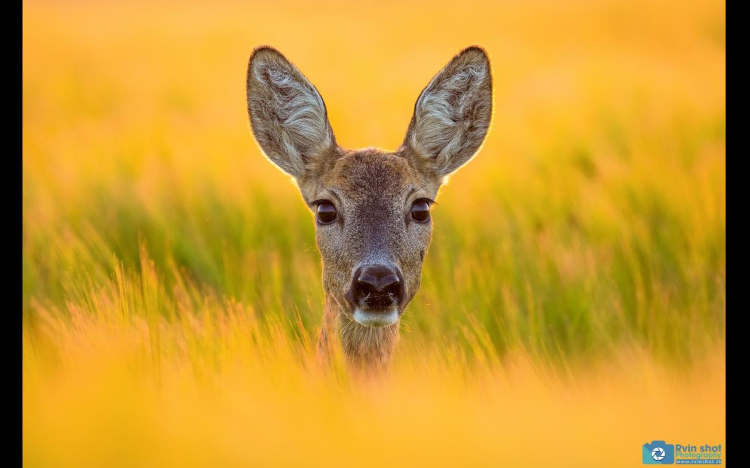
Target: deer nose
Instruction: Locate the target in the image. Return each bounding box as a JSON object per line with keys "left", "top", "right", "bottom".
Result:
{"left": 359, "top": 269, "right": 400, "bottom": 292}
{"left": 345, "top": 265, "right": 405, "bottom": 309}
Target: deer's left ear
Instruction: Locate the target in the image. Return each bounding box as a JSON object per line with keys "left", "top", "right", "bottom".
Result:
{"left": 402, "top": 46, "right": 493, "bottom": 179}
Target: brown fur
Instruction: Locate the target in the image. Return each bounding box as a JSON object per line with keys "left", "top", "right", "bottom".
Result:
{"left": 246, "top": 46, "right": 493, "bottom": 372}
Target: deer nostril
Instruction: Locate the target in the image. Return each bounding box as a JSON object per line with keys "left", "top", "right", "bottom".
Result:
{"left": 356, "top": 278, "right": 377, "bottom": 296}
{"left": 379, "top": 275, "right": 400, "bottom": 294}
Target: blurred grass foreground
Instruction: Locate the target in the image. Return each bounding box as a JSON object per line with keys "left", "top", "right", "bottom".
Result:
{"left": 23, "top": 0, "right": 725, "bottom": 466}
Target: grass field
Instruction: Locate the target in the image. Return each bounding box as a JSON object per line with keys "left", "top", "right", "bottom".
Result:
{"left": 23, "top": 0, "right": 725, "bottom": 466}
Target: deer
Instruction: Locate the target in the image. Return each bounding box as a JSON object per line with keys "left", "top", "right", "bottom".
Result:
{"left": 246, "top": 46, "right": 493, "bottom": 372}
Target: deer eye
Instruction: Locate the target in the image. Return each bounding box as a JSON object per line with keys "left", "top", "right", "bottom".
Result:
{"left": 411, "top": 199, "right": 431, "bottom": 223}
{"left": 315, "top": 201, "right": 337, "bottom": 224}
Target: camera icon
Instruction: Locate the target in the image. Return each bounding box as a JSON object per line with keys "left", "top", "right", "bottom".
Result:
{"left": 643, "top": 440, "right": 675, "bottom": 464}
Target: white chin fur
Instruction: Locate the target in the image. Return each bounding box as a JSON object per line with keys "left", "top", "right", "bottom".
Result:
{"left": 353, "top": 308, "right": 399, "bottom": 328}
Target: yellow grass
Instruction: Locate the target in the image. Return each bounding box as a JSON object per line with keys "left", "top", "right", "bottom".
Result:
{"left": 23, "top": 0, "right": 725, "bottom": 465}
{"left": 24, "top": 303, "right": 724, "bottom": 467}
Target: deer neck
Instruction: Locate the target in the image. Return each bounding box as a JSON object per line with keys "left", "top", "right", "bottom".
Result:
{"left": 317, "top": 295, "right": 400, "bottom": 372}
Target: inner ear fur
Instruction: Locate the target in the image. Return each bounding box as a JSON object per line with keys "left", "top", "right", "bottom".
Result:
{"left": 246, "top": 46, "right": 337, "bottom": 179}
{"left": 402, "top": 46, "right": 493, "bottom": 179}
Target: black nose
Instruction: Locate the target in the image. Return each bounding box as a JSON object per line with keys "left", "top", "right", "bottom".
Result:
{"left": 345, "top": 265, "right": 405, "bottom": 309}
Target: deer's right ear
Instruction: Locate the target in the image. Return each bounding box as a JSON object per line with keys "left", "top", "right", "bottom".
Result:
{"left": 246, "top": 46, "right": 336, "bottom": 179}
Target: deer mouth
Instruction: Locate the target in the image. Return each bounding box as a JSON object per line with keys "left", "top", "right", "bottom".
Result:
{"left": 352, "top": 307, "right": 399, "bottom": 328}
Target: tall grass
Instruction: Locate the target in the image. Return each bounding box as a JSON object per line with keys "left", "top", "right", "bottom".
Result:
{"left": 23, "top": 0, "right": 725, "bottom": 465}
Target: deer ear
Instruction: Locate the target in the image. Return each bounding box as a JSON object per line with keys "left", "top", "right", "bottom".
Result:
{"left": 403, "top": 47, "right": 493, "bottom": 179}
{"left": 246, "top": 46, "right": 336, "bottom": 179}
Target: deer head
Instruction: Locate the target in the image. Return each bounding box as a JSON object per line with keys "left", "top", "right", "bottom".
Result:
{"left": 246, "top": 46, "right": 493, "bottom": 370}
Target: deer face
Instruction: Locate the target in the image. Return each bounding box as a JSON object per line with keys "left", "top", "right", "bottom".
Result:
{"left": 246, "top": 46, "right": 492, "bottom": 328}
{"left": 303, "top": 149, "right": 437, "bottom": 327}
